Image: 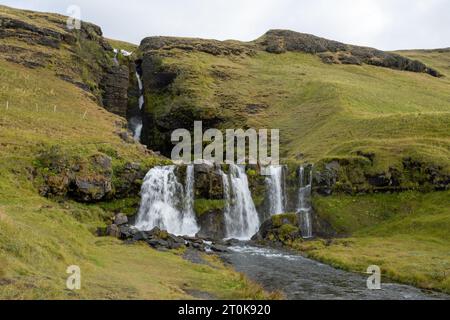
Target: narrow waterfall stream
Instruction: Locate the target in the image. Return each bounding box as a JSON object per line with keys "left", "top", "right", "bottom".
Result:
{"left": 135, "top": 166, "right": 199, "bottom": 236}
{"left": 298, "top": 166, "right": 313, "bottom": 238}
{"left": 265, "top": 165, "right": 286, "bottom": 215}
{"left": 222, "top": 164, "right": 260, "bottom": 240}
{"left": 130, "top": 71, "right": 144, "bottom": 141}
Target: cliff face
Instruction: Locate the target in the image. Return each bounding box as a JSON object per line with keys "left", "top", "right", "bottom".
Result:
{"left": 0, "top": 5, "right": 130, "bottom": 116}
{"left": 257, "top": 30, "right": 442, "bottom": 77}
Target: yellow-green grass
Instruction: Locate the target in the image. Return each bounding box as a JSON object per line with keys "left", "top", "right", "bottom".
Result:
{"left": 294, "top": 191, "right": 450, "bottom": 294}
{"left": 0, "top": 58, "right": 274, "bottom": 299}
{"left": 398, "top": 49, "right": 450, "bottom": 78}
{"left": 106, "top": 38, "right": 138, "bottom": 53}
{"left": 157, "top": 49, "right": 450, "bottom": 173}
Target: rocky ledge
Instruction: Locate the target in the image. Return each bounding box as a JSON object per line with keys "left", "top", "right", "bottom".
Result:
{"left": 257, "top": 30, "right": 442, "bottom": 77}
{"left": 101, "top": 213, "right": 230, "bottom": 253}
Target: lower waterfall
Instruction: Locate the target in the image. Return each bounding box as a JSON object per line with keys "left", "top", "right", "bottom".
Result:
{"left": 265, "top": 165, "right": 286, "bottom": 215}
{"left": 298, "top": 166, "right": 313, "bottom": 238}
{"left": 135, "top": 166, "right": 199, "bottom": 236}
{"left": 222, "top": 164, "right": 260, "bottom": 240}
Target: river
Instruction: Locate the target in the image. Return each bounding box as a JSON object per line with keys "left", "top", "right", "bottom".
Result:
{"left": 222, "top": 244, "right": 449, "bottom": 300}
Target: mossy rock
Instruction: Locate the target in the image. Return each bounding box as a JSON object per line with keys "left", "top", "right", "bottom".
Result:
{"left": 253, "top": 213, "right": 302, "bottom": 244}
{"left": 194, "top": 199, "right": 225, "bottom": 218}
{"left": 271, "top": 213, "right": 298, "bottom": 228}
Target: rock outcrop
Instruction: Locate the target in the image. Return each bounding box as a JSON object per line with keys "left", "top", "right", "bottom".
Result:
{"left": 35, "top": 146, "right": 149, "bottom": 203}
{"left": 103, "top": 218, "right": 230, "bottom": 253}
{"left": 0, "top": 6, "right": 132, "bottom": 116}
{"left": 252, "top": 213, "right": 303, "bottom": 245}
{"left": 257, "top": 30, "right": 442, "bottom": 77}
{"left": 314, "top": 155, "right": 450, "bottom": 196}
{"left": 101, "top": 64, "right": 130, "bottom": 117}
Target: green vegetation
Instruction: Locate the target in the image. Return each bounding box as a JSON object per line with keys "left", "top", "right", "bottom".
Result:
{"left": 295, "top": 191, "right": 450, "bottom": 293}
{"left": 272, "top": 213, "right": 298, "bottom": 228}
{"left": 194, "top": 199, "right": 225, "bottom": 217}
{"left": 0, "top": 6, "right": 275, "bottom": 299}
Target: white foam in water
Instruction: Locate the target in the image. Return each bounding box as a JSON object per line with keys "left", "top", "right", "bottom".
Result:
{"left": 229, "top": 246, "right": 300, "bottom": 261}
{"left": 135, "top": 166, "right": 199, "bottom": 236}
{"left": 265, "top": 165, "right": 285, "bottom": 215}
{"left": 222, "top": 164, "right": 260, "bottom": 240}
{"left": 298, "top": 166, "right": 313, "bottom": 238}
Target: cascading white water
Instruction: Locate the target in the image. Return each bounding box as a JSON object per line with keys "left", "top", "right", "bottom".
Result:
{"left": 135, "top": 166, "right": 199, "bottom": 236}
{"left": 222, "top": 164, "right": 260, "bottom": 240}
{"left": 131, "top": 72, "right": 144, "bottom": 141}
{"left": 182, "top": 165, "right": 198, "bottom": 233}
{"left": 112, "top": 48, "right": 119, "bottom": 65}
{"left": 298, "top": 166, "right": 313, "bottom": 238}
{"left": 265, "top": 165, "right": 285, "bottom": 215}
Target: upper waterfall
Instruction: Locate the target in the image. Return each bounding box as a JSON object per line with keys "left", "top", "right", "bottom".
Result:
{"left": 135, "top": 166, "right": 199, "bottom": 236}
{"left": 131, "top": 71, "right": 144, "bottom": 141}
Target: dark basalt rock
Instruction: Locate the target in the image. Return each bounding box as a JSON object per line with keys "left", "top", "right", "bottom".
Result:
{"left": 114, "top": 213, "right": 128, "bottom": 226}
{"left": 196, "top": 209, "right": 226, "bottom": 240}
{"left": 101, "top": 64, "right": 130, "bottom": 117}
{"left": 258, "top": 30, "right": 442, "bottom": 77}
{"left": 105, "top": 222, "right": 230, "bottom": 253}
{"left": 194, "top": 164, "right": 224, "bottom": 200}
{"left": 140, "top": 36, "right": 256, "bottom": 56}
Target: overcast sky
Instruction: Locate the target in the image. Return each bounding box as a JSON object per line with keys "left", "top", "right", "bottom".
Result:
{"left": 1, "top": 0, "right": 449, "bottom": 50}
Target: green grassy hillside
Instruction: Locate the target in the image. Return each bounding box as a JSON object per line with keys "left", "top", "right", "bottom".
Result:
{"left": 138, "top": 34, "right": 450, "bottom": 294}
{"left": 1, "top": 4, "right": 449, "bottom": 298}
{"left": 0, "top": 6, "right": 275, "bottom": 299}
{"left": 139, "top": 38, "right": 450, "bottom": 175}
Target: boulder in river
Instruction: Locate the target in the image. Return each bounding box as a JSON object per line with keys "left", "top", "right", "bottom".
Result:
{"left": 252, "top": 213, "right": 302, "bottom": 245}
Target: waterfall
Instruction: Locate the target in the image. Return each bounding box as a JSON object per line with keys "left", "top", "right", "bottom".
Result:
{"left": 135, "top": 166, "right": 199, "bottom": 236}
{"left": 131, "top": 71, "right": 144, "bottom": 141}
{"left": 112, "top": 48, "right": 119, "bottom": 65}
{"left": 265, "top": 165, "right": 286, "bottom": 215}
{"left": 298, "top": 166, "right": 313, "bottom": 238}
{"left": 222, "top": 164, "right": 260, "bottom": 240}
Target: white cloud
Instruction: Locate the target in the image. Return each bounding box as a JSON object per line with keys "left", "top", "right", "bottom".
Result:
{"left": 1, "top": 0, "right": 449, "bottom": 50}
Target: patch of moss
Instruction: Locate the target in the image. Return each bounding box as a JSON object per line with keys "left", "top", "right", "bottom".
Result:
{"left": 97, "top": 197, "right": 140, "bottom": 216}
{"left": 271, "top": 213, "right": 298, "bottom": 228}
{"left": 194, "top": 199, "right": 225, "bottom": 217}
{"left": 278, "top": 224, "right": 300, "bottom": 242}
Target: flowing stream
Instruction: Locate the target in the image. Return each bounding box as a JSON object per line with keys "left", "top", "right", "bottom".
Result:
{"left": 135, "top": 166, "right": 199, "bottom": 236}
{"left": 223, "top": 245, "right": 449, "bottom": 300}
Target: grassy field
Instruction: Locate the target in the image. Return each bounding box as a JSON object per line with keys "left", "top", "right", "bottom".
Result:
{"left": 292, "top": 191, "right": 450, "bottom": 294}
{"left": 1, "top": 4, "right": 450, "bottom": 299}
{"left": 0, "top": 44, "right": 274, "bottom": 299}
{"left": 151, "top": 48, "right": 450, "bottom": 174}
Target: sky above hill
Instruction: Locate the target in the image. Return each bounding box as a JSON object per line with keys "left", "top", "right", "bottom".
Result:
{"left": 1, "top": 0, "right": 449, "bottom": 50}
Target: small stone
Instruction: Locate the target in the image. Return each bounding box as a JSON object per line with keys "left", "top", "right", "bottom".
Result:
{"left": 114, "top": 213, "right": 128, "bottom": 226}
{"left": 106, "top": 224, "right": 120, "bottom": 238}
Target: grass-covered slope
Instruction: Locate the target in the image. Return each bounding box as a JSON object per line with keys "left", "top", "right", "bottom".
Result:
{"left": 138, "top": 33, "right": 450, "bottom": 294}
{"left": 0, "top": 6, "right": 274, "bottom": 299}
{"left": 139, "top": 35, "right": 450, "bottom": 183}
{"left": 295, "top": 190, "right": 450, "bottom": 294}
